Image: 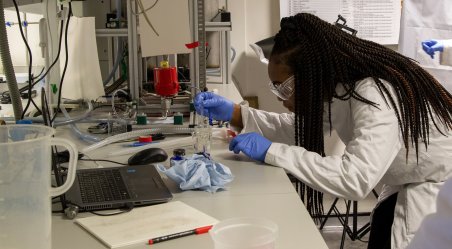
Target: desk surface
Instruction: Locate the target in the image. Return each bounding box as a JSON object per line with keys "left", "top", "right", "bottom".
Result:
{"left": 52, "top": 128, "right": 328, "bottom": 249}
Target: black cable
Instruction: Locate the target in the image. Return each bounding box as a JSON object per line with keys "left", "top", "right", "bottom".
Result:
{"left": 61, "top": 199, "right": 133, "bottom": 217}
{"left": 105, "top": 76, "right": 127, "bottom": 94}
{"left": 30, "top": 97, "right": 41, "bottom": 115}
{"left": 41, "top": 88, "right": 48, "bottom": 125}
{"left": 32, "top": 67, "right": 45, "bottom": 80}
{"left": 31, "top": 16, "right": 64, "bottom": 88}
{"left": 11, "top": 0, "right": 42, "bottom": 118}
{"left": 12, "top": 0, "right": 32, "bottom": 118}
{"left": 206, "top": 46, "right": 212, "bottom": 60}
{"left": 79, "top": 158, "right": 128, "bottom": 166}
{"left": 7, "top": 5, "right": 65, "bottom": 96}
{"left": 52, "top": 2, "right": 72, "bottom": 124}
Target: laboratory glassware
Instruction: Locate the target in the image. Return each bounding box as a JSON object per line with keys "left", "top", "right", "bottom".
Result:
{"left": 210, "top": 217, "right": 278, "bottom": 249}
{"left": 0, "top": 125, "right": 78, "bottom": 249}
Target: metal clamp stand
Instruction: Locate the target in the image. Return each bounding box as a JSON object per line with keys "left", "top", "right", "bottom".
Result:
{"left": 319, "top": 190, "right": 379, "bottom": 249}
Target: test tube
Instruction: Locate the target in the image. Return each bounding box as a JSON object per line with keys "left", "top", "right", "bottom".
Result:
{"left": 193, "top": 101, "right": 212, "bottom": 157}
{"left": 196, "top": 102, "right": 209, "bottom": 127}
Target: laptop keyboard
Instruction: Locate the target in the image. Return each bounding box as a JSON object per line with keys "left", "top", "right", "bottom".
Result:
{"left": 78, "top": 169, "right": 131, "bottom": 203}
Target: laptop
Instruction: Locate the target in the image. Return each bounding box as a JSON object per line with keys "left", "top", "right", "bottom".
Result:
{"left": 64, "top": 165, "right": 173, "bottom": 211}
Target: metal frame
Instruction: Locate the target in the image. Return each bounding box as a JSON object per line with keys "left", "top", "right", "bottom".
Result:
{"left": 319, "top": 190, "right": 379, "bottom": 249}
{"left": 205, "top": 21, "right": 231, "bottom": 85}
{"left": 93, "top": 0, "right": 231, "bottom": 101}
{"left": 127, "top": 0, "right": 140, "bottom": 100}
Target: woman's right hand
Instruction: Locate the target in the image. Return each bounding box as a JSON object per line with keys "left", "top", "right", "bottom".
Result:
{"left": 194, "top": 92, "right": 235, "bottom": 122}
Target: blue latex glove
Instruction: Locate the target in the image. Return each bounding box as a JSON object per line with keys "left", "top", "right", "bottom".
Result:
{"left": 194, "top": 92, "right": 234, "bottom": 122}
{"left": 229, "top": 132, "right": 272, "bottom": 162}
{"left": 422, "top": 39, "right": 444, "bottom": 59}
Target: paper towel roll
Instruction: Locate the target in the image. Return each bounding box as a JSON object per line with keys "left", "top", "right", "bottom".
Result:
{"left": 60, "top": 16, "right": 105, "bottom": 101}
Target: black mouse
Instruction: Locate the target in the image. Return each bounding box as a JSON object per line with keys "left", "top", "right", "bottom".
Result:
{"left": 128, "top": 147, "right": 168, "bottom": 165}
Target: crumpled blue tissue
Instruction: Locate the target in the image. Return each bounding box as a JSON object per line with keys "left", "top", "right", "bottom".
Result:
{"left": 156, "top": 154, "right": 234, "bottom": 193}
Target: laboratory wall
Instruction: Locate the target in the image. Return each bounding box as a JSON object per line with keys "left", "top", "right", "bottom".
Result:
{"left": 228, "top": 0, "right": 345, "bottom": 156}
{"left": 0, "top": 10, "right": 44, "bottom": 75}
{"left": 229, "top": 0, "right": 282, "bottom": 113}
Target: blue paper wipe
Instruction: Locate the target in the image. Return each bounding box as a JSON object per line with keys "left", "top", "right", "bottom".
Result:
{"left": 156, "top": 154, "right": 234, "bottom": 193}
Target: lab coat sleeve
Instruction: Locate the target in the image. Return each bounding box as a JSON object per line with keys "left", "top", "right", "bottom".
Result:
{"left": 240, "top": 105, "right": 296, "bottom": 145}
{"left": 406, "top": 179, "right": 452, "bottom": 249}
{"left": 440, "top": 39, "right": 452, "bottom": 66}
{"left": 265, "top": 79, "right": 403, "bottom": 200}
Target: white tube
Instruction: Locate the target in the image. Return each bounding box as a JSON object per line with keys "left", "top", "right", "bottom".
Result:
{"left": 81, "top": 127, "right": 194, "bottom": 154}
{"left": 81, "top": 128, "right": 160, "bottom": 153}
{"left": 55, "top": 101, "right": 93, "bottom": 127}
{"left": 108, "top": 136, "right": 194, "bottom": 156}
{"left": 60, "top": 102, "right": 102, "bottom": 143}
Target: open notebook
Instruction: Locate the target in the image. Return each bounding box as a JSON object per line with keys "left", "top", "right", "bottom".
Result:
{"left": 75, "top": 201, "right": 218, "bottom": 248}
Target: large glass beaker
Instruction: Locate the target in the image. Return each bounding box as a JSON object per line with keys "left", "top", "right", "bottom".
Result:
{"left": 0, "top": 125, "right": 78, "bottom": 249}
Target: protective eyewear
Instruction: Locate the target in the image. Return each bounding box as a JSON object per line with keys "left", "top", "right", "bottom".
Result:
{"left": 268, "top": 75, "right": 295, "bottom": 100}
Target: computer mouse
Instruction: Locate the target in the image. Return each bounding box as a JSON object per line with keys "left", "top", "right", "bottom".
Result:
{"left": 128, "top": 147, "right": 168, "bottom": 166}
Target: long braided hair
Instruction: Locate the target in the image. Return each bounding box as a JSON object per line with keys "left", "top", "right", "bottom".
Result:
{"left": 270, "top": 13, "right": 452, "bottom": 219}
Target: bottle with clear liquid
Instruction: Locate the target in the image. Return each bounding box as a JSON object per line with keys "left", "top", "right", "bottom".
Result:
{"left": 193, "top": 111, "right": 212, "bottom": 157}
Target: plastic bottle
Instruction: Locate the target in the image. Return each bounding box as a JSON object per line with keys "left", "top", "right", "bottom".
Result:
{"left": 170, "top": 148, "right": 186, "bottom": 167}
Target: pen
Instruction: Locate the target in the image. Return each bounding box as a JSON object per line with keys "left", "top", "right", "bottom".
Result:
{"left": 125, "top": 142, "right": 159, "bottom": 147}
{"left": 148, "top": 225, "right": 213, "bottom": 245}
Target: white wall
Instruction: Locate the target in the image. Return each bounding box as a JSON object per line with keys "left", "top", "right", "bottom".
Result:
{"left": 229, "top": 0, "right": 284, "bottom": 113}
{"left": 0, "top": 10, "right": 44, "bottom": 75}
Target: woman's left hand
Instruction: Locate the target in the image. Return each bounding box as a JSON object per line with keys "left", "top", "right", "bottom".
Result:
{"left": 229, "top": 132, "right": 272, "bottom": 162}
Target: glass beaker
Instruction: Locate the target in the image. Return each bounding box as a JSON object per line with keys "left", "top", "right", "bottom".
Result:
{"left": 193, "top": 105, "right": 213, "bottom": 156}
{"left": 0, "top": 125, "right": 78, "bottom": 249}
{"left": 193, "top": 124, "right": 212, "bottom": 156}
{"left": 210, "top": 217, "right": 279, "bottom": 249}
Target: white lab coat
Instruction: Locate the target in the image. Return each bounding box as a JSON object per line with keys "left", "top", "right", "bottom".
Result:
{"left": 240, "top": 77, "right": 452, "bottom": 249}
{"left": 399, "top": 0, "right": 452, "bottom": 92}
{"left": 406, "top": 178, "right": 452, "bottom": 249}
{"left": 405, "top": 40, "right": 452, "bottom": 249}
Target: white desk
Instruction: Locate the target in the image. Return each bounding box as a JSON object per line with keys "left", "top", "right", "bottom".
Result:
{"left": 52, "top": 129, "right": 328, "bottom": 249}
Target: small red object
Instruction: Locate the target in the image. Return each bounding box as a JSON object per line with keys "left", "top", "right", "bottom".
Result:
{"left": 195, "top": 225, "right": 213, "bottom": 234}
{"left": 227, "top": 129, "right": 237, "bottom": 138}
{"left": 138, "top": 136, "right": 153, "bottom": 143}
{"left": 185, "top": 41, "right": 209, "bottom": 49}
{"left": 185, "top": 41, "right": 199, "bottom": 49}
{"left": 154, "top": 66, "right": 179, "bottom": 97}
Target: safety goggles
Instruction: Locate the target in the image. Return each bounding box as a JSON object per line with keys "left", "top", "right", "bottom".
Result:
{"left": 268, "top": 75, "right": 295, "bottom": 100}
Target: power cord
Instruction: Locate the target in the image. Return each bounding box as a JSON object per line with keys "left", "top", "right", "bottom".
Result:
{"left": 62, "top": 201, "right": 134, "bottom": 219}
{"left": 31, "top": 16, "right": 64, "bottom": 87}
{"left": 11, "top": 0, "right": 42, "bottom": 118}
{"left": 89, "top": 203, "right": 134, "bottom": 217}
{"left": 51, "top": 1, "right": 72, "bottom": 124}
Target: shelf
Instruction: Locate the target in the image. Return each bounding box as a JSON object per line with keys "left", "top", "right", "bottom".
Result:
{"left": 205, "top": 22, "right": 232, "bottom": 31}
{"left": 95, "top": 29, "right": 128, "bottom": 37}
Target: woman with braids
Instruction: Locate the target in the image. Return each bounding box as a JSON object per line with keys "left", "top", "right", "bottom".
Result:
{"left": 194, "top": 13, "right": 452, "bottom": 249}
